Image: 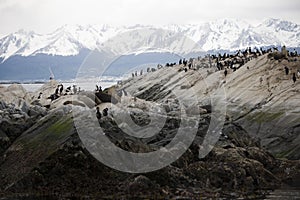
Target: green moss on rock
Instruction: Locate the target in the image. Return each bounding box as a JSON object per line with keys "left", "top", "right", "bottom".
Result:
{"left": 20, "top": 114, "right": 74, "bottom": 151}
{"left": 249, "top": 111, "right": 284, "bottom": 123}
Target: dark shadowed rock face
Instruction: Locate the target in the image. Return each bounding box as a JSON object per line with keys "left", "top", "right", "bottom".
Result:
{"left": 0, "top": 104, "right": 299, "bottom": 199}
{"left": 0, "top": 101, "right": 47, "bottom": 155}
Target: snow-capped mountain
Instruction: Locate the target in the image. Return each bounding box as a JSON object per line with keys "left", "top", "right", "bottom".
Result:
{"left": 0, "top": 18, "right": 300, "bottom": 81}
{"left": 0, "top": 24, "right": 123, "bottom": 61}
{"left": 0, "top": 18, "right": 299, "bottom": 62}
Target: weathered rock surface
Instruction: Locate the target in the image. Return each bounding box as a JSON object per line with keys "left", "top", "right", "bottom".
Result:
{"left": 0, "top": 99, "right": 47, "bottom": 156}
{"left": 0, "top": 102, "right": 299, "bottom": 199}
{"left": 0, "top": 53, "right": 299, "bottom": 199}
{"left": 122, "top": 54, "right": 300, "bottom": 159}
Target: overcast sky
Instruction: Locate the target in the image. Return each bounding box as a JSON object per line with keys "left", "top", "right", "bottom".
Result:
{"left": 0, "top": 0, "right": 299, "bottom": 37}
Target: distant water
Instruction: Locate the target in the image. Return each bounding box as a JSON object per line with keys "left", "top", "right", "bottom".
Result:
{"left": 264, "top": 185, "right": 300, "bottom": 199}
{"left": 0, "top": 83, "right": 45, "bottom": 92}
{"left": 0, "top": 76, "right": 125, "bottom": 92}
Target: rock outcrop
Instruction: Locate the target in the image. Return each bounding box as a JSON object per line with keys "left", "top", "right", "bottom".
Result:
{"left": 0, "top": 53, "right": 299, "bottom": 199}
{"left": 0, "top": 92, "right": 47, "bottom": 156}
{"left": 122, "top": 54, "right": 300, "bottom": 160}
{"left": 0, "top": 105, "right": 298, "bottom": 199}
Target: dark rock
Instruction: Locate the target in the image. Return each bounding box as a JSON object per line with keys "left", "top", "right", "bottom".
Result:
{"left": 129, "top": 110, "right": 151, "bottom": 126}
{"left": 79, "top": 91, "right": 102, "bottom": 105}
{"left": 127, "top": 175, "right": 155, "bottom": 192}
{"left": 28, "top": 105, "right": 47, "bottom": 117}
{"left": 0, "top": 132, "right": 10, "bottom": 156}
{"left": 19, "top": 100, "right": 29, "bottom": 114}
{"left": 200, "top": 105, "right": 212, "bottom": 113}
{"left": 245, "top": 146, "right": 277, "bottom": 170}
{"left": 0, "top": 100, "right": 7, "bottom": 110}
{"left": 95, "top": 91, "right": 118, "bottom": 104}
{"left": 63, "top": 100, "right": 85, "bottom": 107}
{"left": 0, "top": 119, "right": 28, "bottom": 142}
{"left": 0, "top": 85, "right": 299, "bottom": 199}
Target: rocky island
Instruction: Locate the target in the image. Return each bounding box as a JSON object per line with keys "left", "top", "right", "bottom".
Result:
{"left": 0, "top": 50, "right": 299, "bottom": 199}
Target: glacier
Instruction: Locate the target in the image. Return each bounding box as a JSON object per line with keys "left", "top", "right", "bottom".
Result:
{"left": 0, "top": 18, "right": 299, "bottom": 61}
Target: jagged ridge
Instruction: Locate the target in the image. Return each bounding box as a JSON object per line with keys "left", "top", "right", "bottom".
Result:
{"left": 0, "top": 18, "right": 299, "bottom": 61}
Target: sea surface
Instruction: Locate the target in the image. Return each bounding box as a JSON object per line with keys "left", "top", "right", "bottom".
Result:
{"left": 264, "top": 185, "right": 300, "bottom": 199}
{"left": 0, "top": 76, "right": 125, "bottom": 92}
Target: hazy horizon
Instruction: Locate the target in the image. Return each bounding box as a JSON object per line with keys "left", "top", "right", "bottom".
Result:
{"left": 0, "top": 0, "right": 299, "bottom": 37}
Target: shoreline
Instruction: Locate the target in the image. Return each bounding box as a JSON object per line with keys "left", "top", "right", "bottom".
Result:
{"left": 0, "top": 78, "right": 121, "bottom": 92}
{"left": 0, "top": 52, "right": 299, "bottom": 199}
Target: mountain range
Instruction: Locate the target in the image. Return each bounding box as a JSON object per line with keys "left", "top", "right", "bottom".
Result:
{"left": 0, "top": 18, "right": 299, "bottom": 81}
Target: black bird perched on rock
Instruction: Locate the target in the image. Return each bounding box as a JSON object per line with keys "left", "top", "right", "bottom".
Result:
{"left": 59, "top": 84, "right": 64, "bottom": 95}
{"left": 123, "top": 89, "right": 128, "bottom": 96}
{"left": 285, "top": 66, "right": 289, "bottom": 75}
{"left": 96, "top": 107, "right": 101, "bottom": 119}
{"left": 292, "top": 73, "right": 297, "bottom": 83}
{"left": 55, "top": 86, "right": 59, "bottom": 95}
{"left": 118, "top": 89, "right": 128, "bottom": 97}
{"left": 48, "top": 94, "right": 59, "bottom": 102}
{"left": 103, "top": 108, "right": 108, "bottom": 116}
{"left": 38, "top": 92, "right": 42, "bottom": 99}
{"left": 66, "top": 86, "right": 71, "bottom": 92}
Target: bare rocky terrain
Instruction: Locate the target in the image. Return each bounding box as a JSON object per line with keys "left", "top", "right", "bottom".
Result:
{"left": 122, "top": 54, "right": 300, "bottom": 159}
{"left": 0, "top": 52, "right": 299, "bottom": 199}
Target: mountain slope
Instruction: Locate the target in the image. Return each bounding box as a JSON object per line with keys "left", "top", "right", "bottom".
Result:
{"left": 0, "top": 18, "right": 299, "bottom": 61}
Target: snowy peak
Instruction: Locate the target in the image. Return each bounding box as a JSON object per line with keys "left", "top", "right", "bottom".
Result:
{"left": 209, "top": 18, "right": 250, "bottom": 33}
{"left": 0, "top": 18, "right": 300, "bottom": 61}
{"left": 0, "top": 29, "right": 38, "bottom": 60}
{"left": 262, "top": 18, "right": 299, "bottom": 32}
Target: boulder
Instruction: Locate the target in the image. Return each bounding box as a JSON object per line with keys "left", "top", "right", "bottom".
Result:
{"left": 186, "top": 104, "right": 207, "bottom": 116}
{"left": 127, "top": 175, "right": 155, "bottom": 192}
{"left": 0, "top": 84, "right": 31, "bottom": 106}
{"left": 28, "top": 105, "right": 47, "bottom": 117}
{"left": 79, "top": 91, "right": 102, "bottom": 105}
